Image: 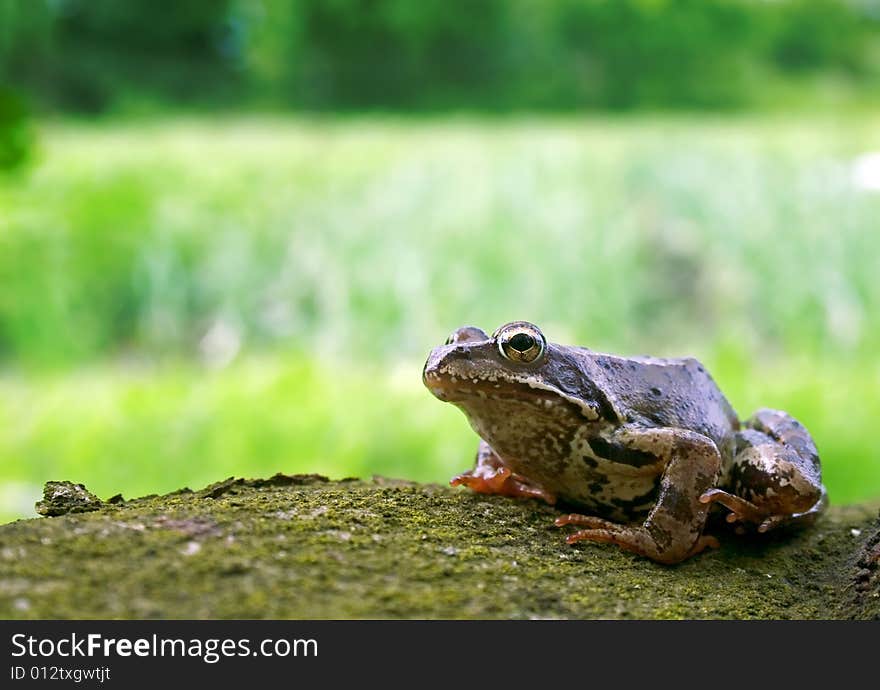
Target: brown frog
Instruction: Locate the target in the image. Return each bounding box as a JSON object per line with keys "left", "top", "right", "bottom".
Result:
{"left": 422, "top": 321, "right": 826, "bottom": 564}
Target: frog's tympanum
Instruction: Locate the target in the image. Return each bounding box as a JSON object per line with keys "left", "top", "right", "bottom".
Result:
{"left": 423, "top": 322, "right": 826, "bottom": 564}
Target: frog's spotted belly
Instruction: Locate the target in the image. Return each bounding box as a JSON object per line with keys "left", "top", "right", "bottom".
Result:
{"left": 526, "top": 449, "right": 663, "bottom": 523}
{"left": 561, "top": 426, "right": 666, "bottom": 521}
{"left": 476, "top": 415, "right": 665, "bottom": 522}
{"left": 557, "top": 467, "right": 661, "bottom": 522}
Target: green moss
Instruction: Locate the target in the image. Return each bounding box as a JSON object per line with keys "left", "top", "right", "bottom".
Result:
{"left": 35, "top": 481, "right": 104, "bottom": 517}
{"left": 0, "top": 475, "right": 877, "bottom": 619}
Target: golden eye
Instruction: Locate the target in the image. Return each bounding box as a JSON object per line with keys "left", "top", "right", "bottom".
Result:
{"left": 495, "top": 322, "right": 546, "bottom": 363}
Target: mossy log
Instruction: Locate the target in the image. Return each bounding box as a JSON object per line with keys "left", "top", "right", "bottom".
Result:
{"left": 1, "top": 475, "right": 878, "bottom": 619}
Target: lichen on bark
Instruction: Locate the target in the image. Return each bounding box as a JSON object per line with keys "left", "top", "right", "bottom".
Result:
{"left": 1, "top": 475, "right": 878, "bottom": 619}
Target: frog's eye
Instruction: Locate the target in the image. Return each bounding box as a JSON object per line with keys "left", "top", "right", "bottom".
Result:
{"left": 495, "top": 322, "right": 546, "bottom": 364}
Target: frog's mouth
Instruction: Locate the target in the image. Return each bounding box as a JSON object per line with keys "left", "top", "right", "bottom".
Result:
{"left": 423, "top": 368, "right": 599, "bottom": 422}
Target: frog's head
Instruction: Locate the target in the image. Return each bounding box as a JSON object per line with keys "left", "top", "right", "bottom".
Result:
{"left": 423, "top": 321, "right": 611, "bottom": 423}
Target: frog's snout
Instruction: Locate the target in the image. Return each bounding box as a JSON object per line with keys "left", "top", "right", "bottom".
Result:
{"left": 422, "top": 341, "right": 481, "bottom": 400}
{"left": 422, "top": 344, "right": 455, "bottom": 394}
{"left": 424, "top": 326, "right": 502, "bottom": 401}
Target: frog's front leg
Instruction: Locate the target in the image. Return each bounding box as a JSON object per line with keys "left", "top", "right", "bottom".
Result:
{"left": 556, "top": 427, "right": 721, "bottom": 564}
{"left": 700, "top": 408, "right": 825, "bottom": 533}
{"left": 451, "top": 439, "right": 557, "bottom": 505}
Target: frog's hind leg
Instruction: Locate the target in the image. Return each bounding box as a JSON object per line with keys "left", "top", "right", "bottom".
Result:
{"left": 555, "top": 427, "right": 722, "bottom": 564}
{"left": 555, "top": 513, "right": 720, "bottom": 561}
{"left": 451, "top": 439, "right": 557, "bottom": 505}
{"left": 700, "top": 409, "right": 825, "bottom": 533}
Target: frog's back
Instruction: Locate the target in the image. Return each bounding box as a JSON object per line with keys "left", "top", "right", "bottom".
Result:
{"left": 581, "top": 350, "right": 739, "bottom": 445}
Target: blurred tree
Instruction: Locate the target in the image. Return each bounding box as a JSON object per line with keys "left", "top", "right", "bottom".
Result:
{"left": 227, "top": 0, "right": 513, "bottom": 108}
{"left": 232, "top": 0, "right": 880, "bottom": 111}
{"left": 0, "top": 86, "right": 32, "bottom": 172}
{"left": 0, "top": 0, "right": 241, "bottom": 112}
{"left": 234, "top": 0, "right": 304, "bottom": 101}
{"left": 551, "top": 0, "right": 755, "bottom": 109}
{"left": 1, "top": 0, "right": 879, "bottom": 111}
{"left": 770, "top": 0, "right": 869, "bottom": 74}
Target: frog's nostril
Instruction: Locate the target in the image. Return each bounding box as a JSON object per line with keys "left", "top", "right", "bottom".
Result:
{"left": 454, "top": 346, "right": 471, "bottom": 358}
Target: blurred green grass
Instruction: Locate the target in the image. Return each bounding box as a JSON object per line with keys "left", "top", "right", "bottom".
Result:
{"left": 1, "top": 115, "right": 879, "bottom": 522}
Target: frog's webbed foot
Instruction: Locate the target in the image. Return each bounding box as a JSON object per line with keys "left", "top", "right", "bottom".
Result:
{"left": 451, "top": 467, "right": 556, "bottom": 504}
{"left": 700, "top": 486, "right": 828, "bottom": 534}
{"left": 759, "top": 486, "right": 827, "bottom": 531}
{"left": 555, "top": 514, "right": 720, "bottom": 563}
{"left": 451, "top": 440, "right": 556, "bottom": 505}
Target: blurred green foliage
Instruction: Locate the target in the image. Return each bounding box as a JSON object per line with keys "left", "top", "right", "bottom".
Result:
{"left": 0, "top": 86, "right": 32, "bottom": 171}
{"left": 2, "top": 118, "right": 878, "bottom": 367}
{"left": 0, "top": 0, "right": 240, "bottom": 112}
{"left": 1, "top": 0, "right": 879, "bottom": 112}
{"left": 0, "top": 117, "right": 878, "bottom": 522}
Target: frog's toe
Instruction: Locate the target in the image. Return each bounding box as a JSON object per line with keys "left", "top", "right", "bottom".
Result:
{"left": 700, "top": 489, "right": 765, "bottom": 523}
{"left": 757, "top": 517, "right": 780, "bottom": 533}
{"left": 554, "top": 513, "right": 617, "bottom": 530}
{"left": 564, "top": 527, "right": 628, "bottom": 548}
{"left": 451, "top": 467, "right": 556, "bottom": 504}
{"left": 757, "top": 510, "right": 817, "bottom": 533}
{"left": 511, "top": 481, "right": 556, "bottom": 504}
{"left": 724, "top": 509, "right": 807, "bottom": 533}
{"left": 563, "top": 527, "right": 674, "bottom": 561}
{"left": 562, "top": 523, "right": 720, "bottom": 564}
{"left": 450, "top": 467, "right": 510, "bottom": 492}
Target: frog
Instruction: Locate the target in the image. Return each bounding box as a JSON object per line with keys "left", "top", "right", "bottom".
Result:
{"left": 422, "top": 321, "right": 826, "bottom": 564}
